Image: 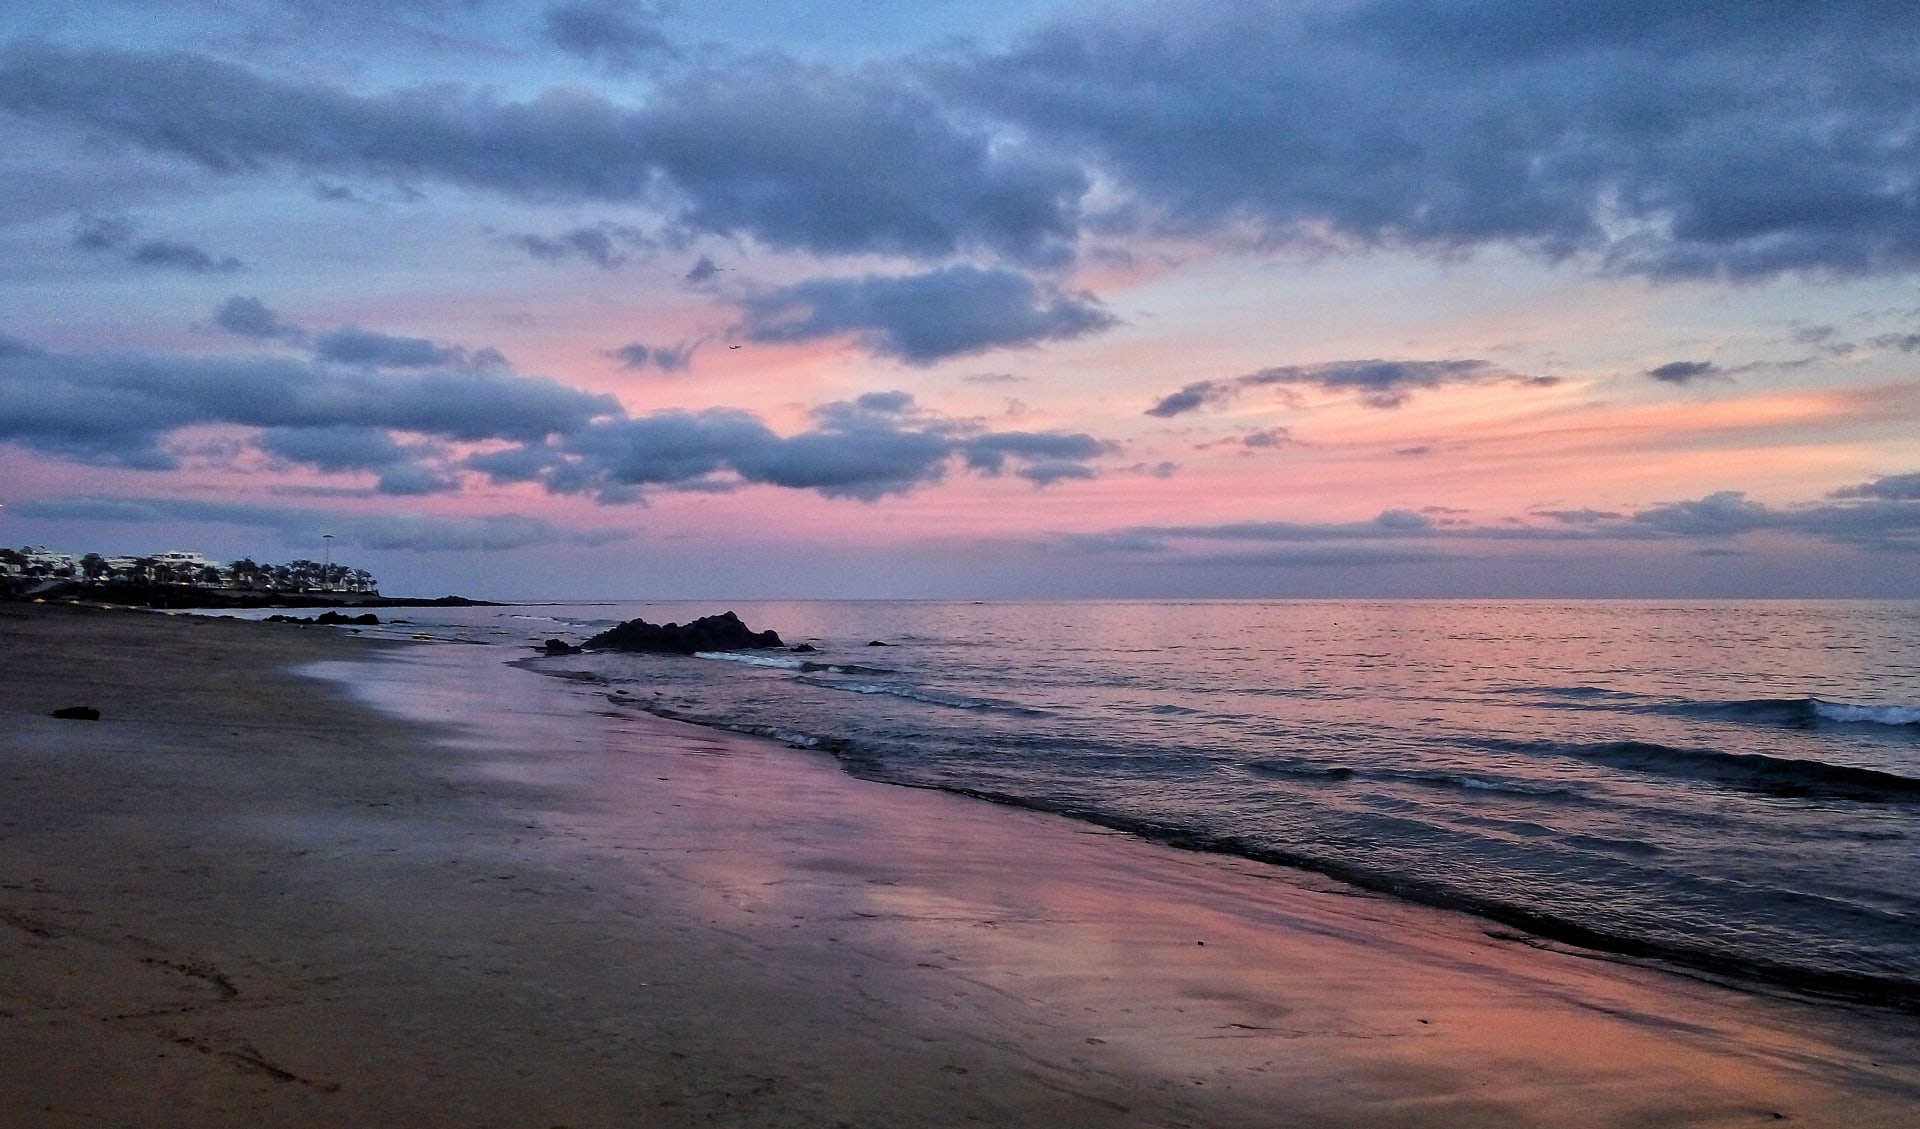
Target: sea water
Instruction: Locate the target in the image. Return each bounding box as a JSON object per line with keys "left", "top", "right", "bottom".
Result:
{"left": 231, "top": 599, "right": 1920, "bottom": 1004}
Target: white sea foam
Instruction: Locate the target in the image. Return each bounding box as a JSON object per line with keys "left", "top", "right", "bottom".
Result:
{"left": 694, "top": 651, "right": 808, "bottom": 670}
{"left": 1813, "top": 699, "right": 1920, "bottom": 726}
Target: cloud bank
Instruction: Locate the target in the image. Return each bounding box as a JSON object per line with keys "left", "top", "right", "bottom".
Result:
{"left": 1, "top": 333, "right": 1118, "bottom": 501}
{"left": 468, "top": 391, "right": 1116, "bottom": 501}
{"left": 7, "top": 2, "right": 1915, "bottom": 282}
{"left": 1120, "top": 476, "right": 1920, "bottom": 557}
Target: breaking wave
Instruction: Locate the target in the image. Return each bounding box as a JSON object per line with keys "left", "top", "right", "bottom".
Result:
{"left": 1470, "top": 737, "right": 1920, "bottom": 803}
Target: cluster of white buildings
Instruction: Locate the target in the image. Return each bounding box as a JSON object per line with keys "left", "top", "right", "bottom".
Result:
{"left": 2, "top": 547, "right": 223, "bottom": 581}
{"left": 6, "top": 545, "right": 83, "bottom": 578}
{"left": 1, "top": 547, "right": 376, "bottom": 593}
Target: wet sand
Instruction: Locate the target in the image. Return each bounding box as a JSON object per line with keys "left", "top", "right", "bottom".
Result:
{"left": 3, "top": 600, "right": 1918, "bottom": 1127}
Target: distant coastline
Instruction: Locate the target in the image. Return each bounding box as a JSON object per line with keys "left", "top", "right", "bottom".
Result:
{"left": 0, "top": 579, "right": 498, "bottom": 610}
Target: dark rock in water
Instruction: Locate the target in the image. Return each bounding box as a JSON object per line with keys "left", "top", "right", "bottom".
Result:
{"left": 542, "top": 638, "right": 583, "bottom": 655}
{"left": 791, "top": 643, "right": 816, "bottom": 653}
{"left": 583, "top": 611, "right": 784, "bottom": 654}
{"left": 52, "top": 706, "right": 100, "bottom": 721}
{"left": 315, "top": 611, "right": 380, "bottom": 626}
{"left": 866, "top": 640, "right": 891, "bottom": 647}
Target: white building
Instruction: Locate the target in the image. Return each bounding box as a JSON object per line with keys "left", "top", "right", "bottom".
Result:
{"left": 149, "top": 550, "right": 229, "bottom": 585}
{"left": 19, "top": 546, "right": 79, "bottom": 578}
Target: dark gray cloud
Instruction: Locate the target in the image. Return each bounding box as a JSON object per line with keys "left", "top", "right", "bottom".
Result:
{"left": 256, "top": 425, "right": 458, "bottom": 495}
{"left": 1630, "top": 486, "right": 1920, "bottom": 549}
{"left": 467, "top": 392, "right": 1115, "bottom": 501}
{"left": 71, "top": 214, "right": 239, "bottom": 272}
{"left": 961, "top": 429, "right": 1113, "bottom": 474}
{"left": 607, "top": 340, "right": 694, "bottom": 372}
{"left": 0, "top": 42, "right": 1083, "bottom": 266}
{"left": 11, "top": 7, "right": 1920, "bottom": 281}
{"left": 1017, "top": 460, "right": 1097, "bottom": 486}
{"left": 683, "top": 255, "right": 728, "bottom": 285}
{"left": 1833, "top": 471, "right": 1920, "bottom": 501}
{"left": 1247, "top": 360, "right": 1557, "bottom": 408}
{"left": 510, "top": 221, "right": 651, "bottom": 268}
{"left": 938, "top": 0, "right": 1920, "bottom": 280}
{"left": 501, "top": 407, "right": 954, "bottom": 501}
{"left": 128, "top": 238, "right": 240, "bottom": 273}
{"left": 1144, "top": 381, "right": 1232, "bottom": 419}
{"left": 1240, "top": 427, "right": 1295, "bottom": 449}
{"left": 1629, "top": 490, "right": 1771, "bottom": 537}
{"left": 10, "top": 495, "right": 626, "bottom": 552}
{"left": 1869, "top": 332, "right": 1920, "bottom": 352}
{"left": 739, "top": 266, "right": 1116, "bottom": 363}
{"left": 2, "top": 333, "right": 1117, "bottom": 501}
{"left": 1646, "top": 360, "right": 1720, "bottom": 385}
{"left": 639, "top": 57, "right": 1085, "bottom": 264}
{"left": 370, "top": 462, "right": 461, "bottom": 496}
{"left": 1147, "top": 358, "right": 1553, "bottom": 415}
{"left": 216, "top": 302, "right": 507, "bottom": 370}
{"left": 313, "top": 326, "right": 501, "bottom": 369}
{"left": 257, "top": 425, "right": 408, "bottom": 472}
{"left": 543, "top": 1, "right": 676, "bottom": 73}
{"left": 0, "top": 338, "right": 621, "bottom": 467}
{"left": 213, "top": 296, "right": 307, "bottom": 343}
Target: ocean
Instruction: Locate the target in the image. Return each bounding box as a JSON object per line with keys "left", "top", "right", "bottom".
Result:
{"left": 232, "top": 598, "right": 1920, "bottom": 1007}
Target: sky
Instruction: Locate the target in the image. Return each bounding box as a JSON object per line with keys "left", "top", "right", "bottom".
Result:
{"left": 1, "top": 0, "right": 1917, "bottom": 600}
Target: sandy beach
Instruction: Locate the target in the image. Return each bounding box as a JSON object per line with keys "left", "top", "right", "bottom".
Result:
{"left": 3, "top": 601, "right": 1918, "bottom": 1128}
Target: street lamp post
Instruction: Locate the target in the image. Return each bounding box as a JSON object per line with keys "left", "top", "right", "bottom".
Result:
{"left": 322, "top": 533, "right": 333, "bottom": 592}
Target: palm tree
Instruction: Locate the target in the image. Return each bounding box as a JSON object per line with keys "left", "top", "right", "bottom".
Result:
{"left": 230, "top": 558, "right": 262, "bottom": 589}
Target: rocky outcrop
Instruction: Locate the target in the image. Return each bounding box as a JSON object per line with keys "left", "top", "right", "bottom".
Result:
{"left": 51, "top": 706, "right": 100, "bottom": 720}
{"left": 266, "top": 611, "right": 381, "bottom": 626}
{"left": 542, "top": 638, "right": 583, "bottom": 655}
{"left": 582, "top": 611, "right": 784, "bottom": 654}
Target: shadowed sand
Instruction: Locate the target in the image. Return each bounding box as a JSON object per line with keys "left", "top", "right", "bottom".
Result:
{"left": 3, "top": 601, "right": 1918, "bottom": 1127}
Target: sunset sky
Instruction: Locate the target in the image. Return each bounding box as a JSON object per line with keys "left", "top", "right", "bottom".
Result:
{"left": 3, "top": 0, "right": 1917, "bottom": 599}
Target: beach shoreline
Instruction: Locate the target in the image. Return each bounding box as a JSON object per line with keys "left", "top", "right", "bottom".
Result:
{"left": 4, "top": 601, "right": 1918, "bottom": 1127}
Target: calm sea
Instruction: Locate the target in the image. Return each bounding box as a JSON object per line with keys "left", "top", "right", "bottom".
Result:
{"left": 234, "top": 599, "right": 1920, "bottom": 1006}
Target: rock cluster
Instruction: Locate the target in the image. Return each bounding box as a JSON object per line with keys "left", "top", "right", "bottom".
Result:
{"left": 582, "top": 611, "right": 784, "bottom": 654}
{"left": 265, "top": 611, "right": 381, "bottom": 626}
